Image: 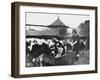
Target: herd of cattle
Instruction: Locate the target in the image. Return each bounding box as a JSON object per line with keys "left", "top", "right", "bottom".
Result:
{"left": 26, "top": 38, "right": 87, "bottom": 67}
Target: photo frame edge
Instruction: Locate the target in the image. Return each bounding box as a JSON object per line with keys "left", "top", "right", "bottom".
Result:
{"left": 11, "top": 2, "right": 98, "bottom": 78}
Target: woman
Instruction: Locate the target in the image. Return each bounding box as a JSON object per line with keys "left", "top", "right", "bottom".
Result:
{"left": 71, "top": 29, "right": 80, "bottom": 56}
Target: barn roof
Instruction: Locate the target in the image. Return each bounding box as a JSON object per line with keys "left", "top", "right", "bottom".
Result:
{"left": 26, "top": 17, "right": 70, "bottom": 36}
{"left": 48, "top": 16, "right": 69, "bottom": 28}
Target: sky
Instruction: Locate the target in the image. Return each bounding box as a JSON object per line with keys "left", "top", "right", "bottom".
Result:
{"left": 26, "top": 12, "right": 90, "bottom": 30}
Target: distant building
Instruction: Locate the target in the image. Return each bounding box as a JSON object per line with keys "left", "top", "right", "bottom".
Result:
{"left": 76, "top": 20, "right": 90, "bottom": 49}
{"left": 77, "top": 20, "right": 90, "bottom": 38}
{"left": 26, "top": 17, "right": 70, "bottom": 39}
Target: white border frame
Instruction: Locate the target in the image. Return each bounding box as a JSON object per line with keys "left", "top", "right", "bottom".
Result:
{"left": 19, "top": 6, "right": 96, "bottom": 75}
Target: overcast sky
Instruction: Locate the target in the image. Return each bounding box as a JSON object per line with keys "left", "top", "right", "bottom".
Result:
{"left": 26, "top": 12, "right": 90, "bottom": 28}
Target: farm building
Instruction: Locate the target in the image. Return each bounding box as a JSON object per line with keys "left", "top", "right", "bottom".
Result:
{"left": 26, "top": 17, "right": 70, "bottom": 39}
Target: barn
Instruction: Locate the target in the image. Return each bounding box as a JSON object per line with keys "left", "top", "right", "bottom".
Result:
{"left": 26, "top": 16, "right": 70, "bottom": 39}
